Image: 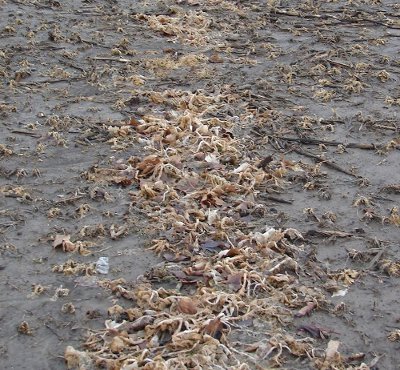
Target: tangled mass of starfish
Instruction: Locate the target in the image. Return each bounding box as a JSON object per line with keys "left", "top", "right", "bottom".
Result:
{"left": 63, "top": 2, "right": 399, "bottom": 369}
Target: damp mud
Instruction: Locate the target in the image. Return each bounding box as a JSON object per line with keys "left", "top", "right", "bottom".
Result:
{"left": 0, "top": 0, "right": 399, "bottom": 369}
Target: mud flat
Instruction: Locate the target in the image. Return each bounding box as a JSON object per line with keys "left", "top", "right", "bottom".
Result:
{"left": 0, "top": 0, "right": 399, "bottom": 369}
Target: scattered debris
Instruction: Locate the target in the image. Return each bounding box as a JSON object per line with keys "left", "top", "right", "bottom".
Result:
{"left": 17, "top": 321, "right": 33, "bottom": 335}
{"left": 1, "top": 0, "right": 399, "bottom": 368}
{"left": 95, "top": 257, "right": 109, "bottom": 275}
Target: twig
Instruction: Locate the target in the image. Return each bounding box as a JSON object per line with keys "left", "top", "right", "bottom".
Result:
{"left": 91, "top": 57, "right": 132, "bottom": 63}
{"left": 273, "top": 9, "right": 338, "bottom": 21}
{"left": 293, "top": 147, "right": 358, "bottom": 177}
{"left": 93, "top": 245, "right": 114, "bottom": 254}
{"left": 54, "top": 195, "right": 84, "bottom": 204}
{"left": 273, "top": 8, "right": 400, "bottom": 29}
{"left": 371, "top": 194, "right": 394, "bottom": 202}
{"left": 10, "top": 130, "right": 41, "bottom": 138}
{"left": 57, "top": 58, "right": 86, "bottom": 72}
{"left": 373, "top": 124, "right": 398, "bottom": 132}
{"left": 305, "top": 229, "right": 354, "bottom": 238}
{"left": 260, "top": 195, "right": 293, "bottom": 204}
{"left": 326, "top": 59, "right": 352, "bottom": 69}
{"left": 80, "top": 39, "right": 109, "bottom": 48}
{"left": 276, "top": 136, "right": 377, "bottom": 150}
{"left": 44, "top": 324, "right": 64, "bottom": 341}
{"left": 366, "top": 246, "right": 387, "bottom": 270}
{"left": 18, "top": 77, "right": 85, "bottom": 85}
